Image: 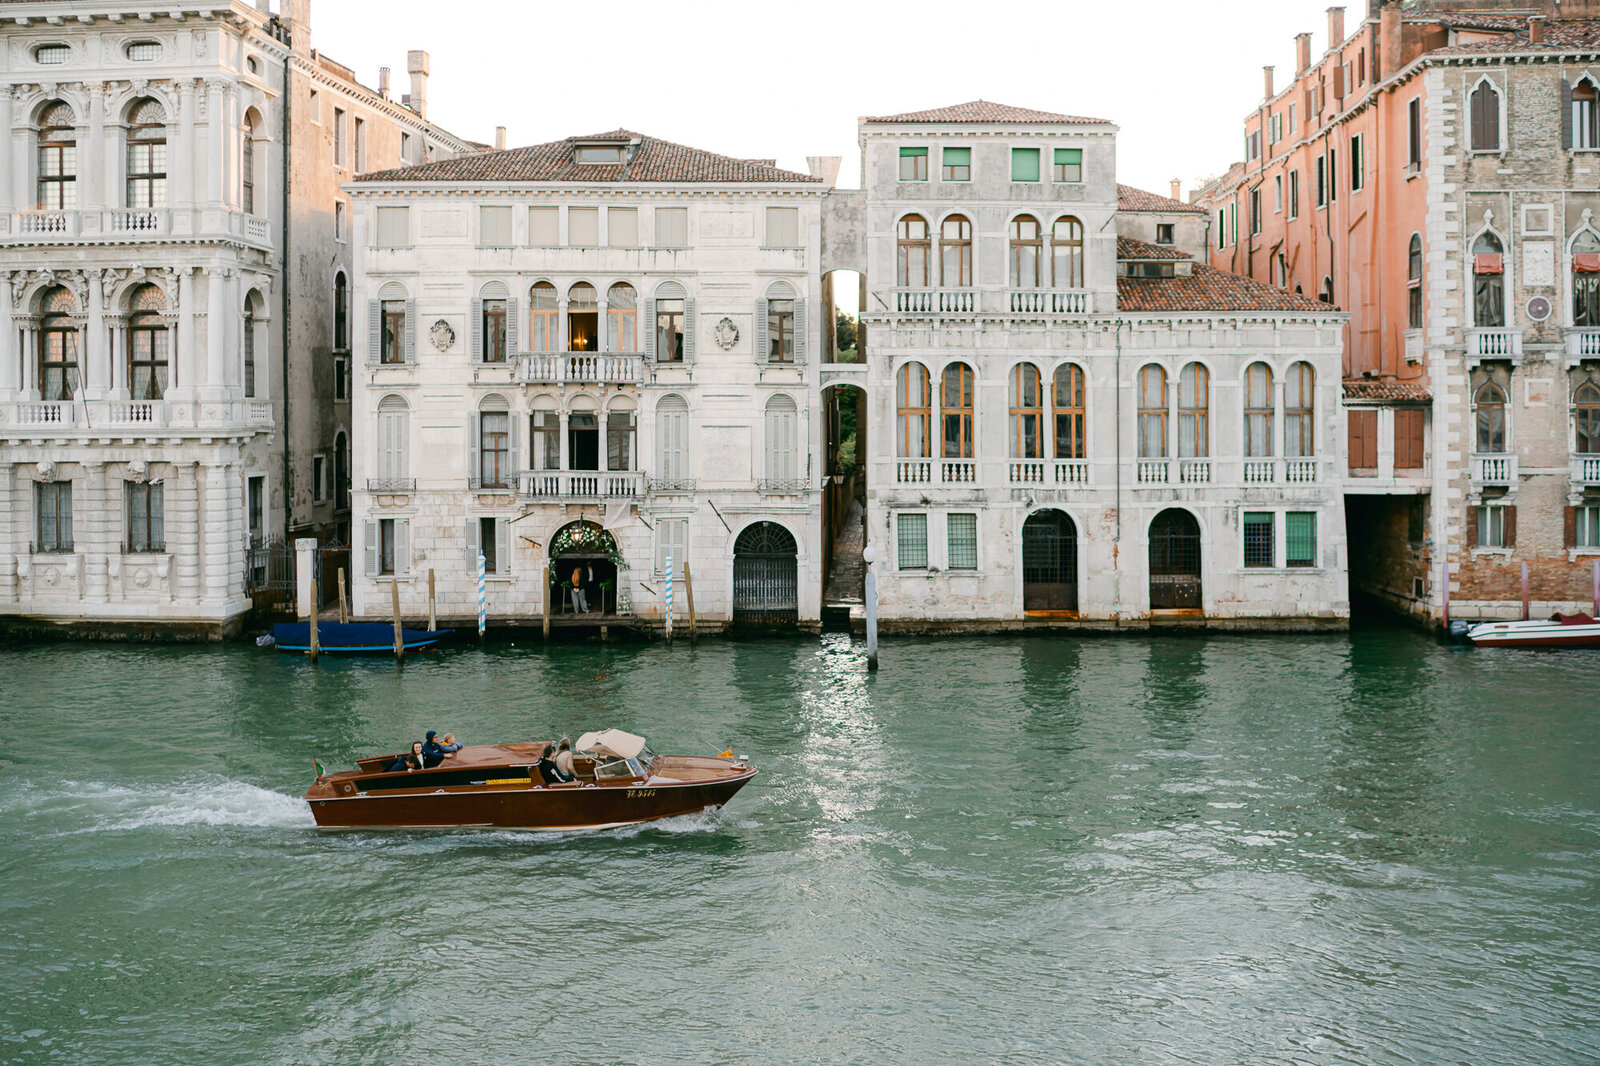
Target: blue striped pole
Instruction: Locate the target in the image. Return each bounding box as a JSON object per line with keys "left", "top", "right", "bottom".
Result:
{"left": 476, "top": 550, "right": 487, "bottom": 640}
{"left": 664, "top": 550, "right": 674, "bottom": 642}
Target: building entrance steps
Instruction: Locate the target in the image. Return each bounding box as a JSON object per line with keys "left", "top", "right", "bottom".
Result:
{"left": 824, "top": 498, "right": 867, "bottom": 607}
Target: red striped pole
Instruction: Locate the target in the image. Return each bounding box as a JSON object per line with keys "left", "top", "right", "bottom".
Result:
{"left": 1593, "top": 559, "right": 1598, "bottom": 617}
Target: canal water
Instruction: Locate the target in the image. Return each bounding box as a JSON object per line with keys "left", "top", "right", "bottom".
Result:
{"left": 1, "top": 626, "right": 1597, "bottom": 1066}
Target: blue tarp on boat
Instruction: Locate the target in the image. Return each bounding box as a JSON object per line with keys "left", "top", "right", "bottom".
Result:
{"left": 264, "top": 622, "right": 453, "bottom": 653}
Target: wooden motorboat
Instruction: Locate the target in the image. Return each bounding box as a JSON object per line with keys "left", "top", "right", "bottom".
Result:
{"left": 263, "top": 622, "right": 453, "bottom": 654}
{"left": 304, "top": 729, "right": 756, "bottom": 831}
{"left": 1467, "top": 612, "right": 1600, "bottom": 649}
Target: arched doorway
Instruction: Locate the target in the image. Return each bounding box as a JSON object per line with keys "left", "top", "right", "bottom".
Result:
{"left": 733, "top": 522, "right": 798, "bottom": 626}
{"left": 1022, "top": 509, "right": 1078, "bottom": 611}
{"left": 1149, "top": 509, "right": 1202, "bottom": 610}
{"left": 549, "top": 520, "right": 621, "bottom": 615}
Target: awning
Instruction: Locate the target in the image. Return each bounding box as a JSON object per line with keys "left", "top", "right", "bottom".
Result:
{"left": 575, "top": 728, "right": 647, "bottom": 760}
{"left": 1474, "top": 253, "right": 1503, "bottom": 275}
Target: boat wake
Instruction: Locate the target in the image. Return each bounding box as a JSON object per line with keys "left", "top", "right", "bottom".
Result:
{"left": 4, "top": 776, "right": 315, "bottom": 833}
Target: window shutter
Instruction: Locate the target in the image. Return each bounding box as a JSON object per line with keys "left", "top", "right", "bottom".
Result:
{"left": 150, "top": 483, "right": 164, "bottom": 547}
{"left": 471, "top": 298, "right": 483, "bottom": 362}
{"left": 365, "top": 519, "right": 378, "bottom": 576}
{"left": 683, "top": 297, "right": 696, "bottom": 363}
{"left": 468, "top": 413, "right": 480, "bottom": 485}
{"left": 793, "top": 297, "right": 807, "bottom": 364}
{"left": 1567, "top": 505, "right": 1579, "bottom": 549}
{"left": 643, "top": 299, "right": 656, "bottom": 360}
{"left": 1505, "top": 505, "right": 1517, "bottom": 547}
{"left": 396, "top": 519, "right": 409, "bottom": 575}
{"left": 1564, "top": 79, "right": 1574, "bottom": 150}
{"left": 1467, "top": 506, "right": 1480, "bottom": 548}
{"left": 465, "top": 517, "right": 479, "bottom": 569}
{"left": 506, "top": 297, "right": 519, "bottom": 355}
{"left": 368, "top": 299, "right": 381, "bottom": 364}
{"left": 755, "top": 298, "right": 769, "bottom": 364}
{"left": 495, "top": 518, "right": 510, "bottom": 574}
{"left": 508, "top": 411, "right": 521, "bottom": 472}
{"left": 403, "top": 299, "right": 416, "bottom": 362}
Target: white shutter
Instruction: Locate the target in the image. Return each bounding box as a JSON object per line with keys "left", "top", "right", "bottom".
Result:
{"left": 756, "top": 298, "right": 769, "bottom": 364}
{"left": 403, "top": 299, "right": 416, "bottom": 362}
{"left": 465, "top": 518, "right": 479, "bottom": 569}
{"left": 368, "top": 299, "right": 381, "bottom": 364}
{"left": 495, "top": 518, "right": 511, "bottom": 574}
{"left": 793, "top": 297, "right": 807, "bottom": 364}
{"left": 643, "top": 299, "right": 656, "bottom": 360}
{"left": 470, "top": 298, "right": 483, "bottom": 362}
{"left": 364, "top": 519, "right": 378, "bottom": 576}
{"left": 683, "top": 297, "right": 695, "bottom": 363}
{"left": 468, "top": 413, "right": 480, "bottom": 485}
{"left": 508, "top": 412, "right": 521, "bottom": 473}
{"left": 395, "top": 519, "right": 409, "bottom": 575}
{"left": 506, "top": 297, "right": 519, "bottom": 355}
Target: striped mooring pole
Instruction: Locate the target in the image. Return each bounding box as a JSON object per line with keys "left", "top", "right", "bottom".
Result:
{"left": 665, "top": 550, "right": 674, "bottom": 642}
{"left": 476, "top": 551, "right": 487, "bottom": 641}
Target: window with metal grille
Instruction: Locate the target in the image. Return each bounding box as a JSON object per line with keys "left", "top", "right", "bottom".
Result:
{"left": 36, "top": 481, "right": 73, "bottom": 553}
{"left": 899, "top": 147, "right": 928, "bottom": 181}
{"left": 1243, "top": 512, "right": 1274, "bottom": 568}
{"left": 126, "top": 40, "right": 160, "bottom": 61}
{"left": 897, "top": 513, "right": 928, "bottom": 570}
{"left": 35, "top": 44, "right": 70, "bottom": 64}
{"left": 1286, "top": 512, "right": 1316, "bottom": 568}
{"left": 947, "top": 513, "right": 977, "bottom": 570}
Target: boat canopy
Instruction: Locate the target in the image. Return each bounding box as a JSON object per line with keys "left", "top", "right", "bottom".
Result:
{"left": 575, "top": 728, "right": 647, "bottom": 760}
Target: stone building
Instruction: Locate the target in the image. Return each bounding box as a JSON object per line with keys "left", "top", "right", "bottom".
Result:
{"left": 1195, "top": 0, "right": 1600, "bottom": 624}
{"left": 828, "top": 102, "right": 1349, "bottom": 628}
{"left": 344, "top": 131, "right": 830, "bottom": 630}
{"left": 0, "top": 0, "right": 476, "bottom": 635}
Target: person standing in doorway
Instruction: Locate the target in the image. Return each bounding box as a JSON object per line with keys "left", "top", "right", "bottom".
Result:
{"left": 570, "top": 564, "right": 589, "bottom": 613}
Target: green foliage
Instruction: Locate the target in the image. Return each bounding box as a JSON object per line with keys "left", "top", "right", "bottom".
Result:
{"left": 835, "top": 309, "right": 858, "bottom": 355}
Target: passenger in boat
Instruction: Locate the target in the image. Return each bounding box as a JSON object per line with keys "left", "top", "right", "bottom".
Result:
{"left": 421, "top": 730, "right": 461, "bottom": 769}
{"left": 387, "top": 741, "right": 425, "bottom": 773}
{"left": 553, "top": 737, "right": 576, "bottom": 779}
{"left": 537, "top": 743, "right": 573, "bottom": 784}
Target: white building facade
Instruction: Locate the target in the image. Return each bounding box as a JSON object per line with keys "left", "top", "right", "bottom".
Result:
{"left": 346, "top": 130, "right": 829, "bottom": 630}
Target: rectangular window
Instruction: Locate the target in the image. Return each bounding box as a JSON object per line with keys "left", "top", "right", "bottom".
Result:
{"left": 354, "top": 117, "right": 366, "bottom": 172}
{"left": 941, "top": 146, "right": 970, "bottom": 181}
{"left": 1053, "top": 148, "right": 1082, "bottom": 182}
{"left": 1011, "top": 148, "right": 1040, "bottom": 182}
{"left": 1250, "top": 188, "right": 1262, "bottom": 235}
{"left": 123, "top": 481, "right": 165, "bottom": 553}
{"left": 1274, "top": 175, "right": 1282, "bottom": 213}
{"left": 568, "top": 206, "right": 599, "bottom": 246}
{"left": 1156, "top": 223, "right": 1174, "bottom": 245}
{"left": 532, "top": 411, "right": 559, "bottom": 470}
{"left": 1347, "top": 408, "right": 1377, "bottom": 471}
{"left": 766, "top": 206, "right": 799, "bottom": 247}
{"left": 1288, "top": 170, "right": 1300, "bottom": 219}
{"left": 479, "top": 205, "right": 512, "bottom": 247}
{"left": 312, "top": 456, "right": 327, "bottom": 504}
{"left": 334, "top": 356, "right": 348, "bottom": 401}
{"left": 375, "top": 206, "right": 408, "bottom": 247}
{"left": 528, "top": 206, "right": 558, "bottom": 246}
{"left": 478, "top": 516, "right": 498, "bottom": 574}
{"left": 1217, "top": 211, "right": 1226, "bottom": 249}
{"left": 1395, "top": 408, "right": 1426, "bottom": 470}
{"left": 897, "top": 513, "right": 928, "bottom": 570}
{"left": 335, "top": 201, "right": 347, "bottom": 241}
{"left": 1286, "top": 512, "right": 1317, "bottom": 568}
{"left": 1577, "top": 505, "right": 1600, "bottom": 548}
{"left": 1407, "top": 98, "right": 1422, "bottom": 168}
{"left": 655, "top": 206, "right": 688, "bottom": 247}
{"left": 1479, "top": 504, "right": 1507, "bottom": 548}
{"left": 381, "top": 301, "right": 406, "bottom": 363}
{"left": 607, "top": 411, "right": 634, "bottom": 472}
{"left": 655, "top": 517, "right": 689, "bottom": 575}
{"left": 767, "top": 300, "right": 794, "bottom": 362}
{"left": 1243, "top": 512, "right": 1275, "bottom": 568}
{"left": 898, "top": 146, "right": 928, "bottom": 181}
{"left": 248, "top": 476, "right": 265, "bottom": 549}
{"left": 1350, "top": 133, "right": 1365, "bottom": 192}
{"left": 333, "top": 108, "right": 347, "bottom": 168}
{"left": 608, "top": 207, "right": 638, "bottom": 247}
{"left": 1270, "top": 113, "right": 1282, "bottom": 144}
{"left": 35, "top": 481, "right": 73, "bottom": 554}
{"left": 379, "top": 517, "right": 396, "bottom": 575}
{"left": 947, "top": 513, "right": 978, "bottom": 571}
{"left": 1315, "top": 155, "right": 1328, "bottom": 208}
{"left": 400, "top": 132, "right": 411, "bottom": 163}
{"left": 482, "top": 300, "right": 507, "bottom": 363}
{"left": 1328, "top": 147, "right": 1337, "bottom": 202}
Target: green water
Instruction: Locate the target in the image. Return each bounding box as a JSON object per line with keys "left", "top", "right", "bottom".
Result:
{"left": 1, "top": 628, "right": 1597, "bottom": 1066}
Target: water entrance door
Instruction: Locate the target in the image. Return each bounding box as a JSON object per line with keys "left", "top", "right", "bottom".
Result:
{"left": 1149, "top": 508, "right": 1202, "bottom": 609}
{"left": 733, "top": 522, "right": 798, "bottom": 626}
{"left": 1022, "top": 509, "right": 1077, "bottom": 611}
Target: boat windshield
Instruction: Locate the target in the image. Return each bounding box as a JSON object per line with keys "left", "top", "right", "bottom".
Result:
{"left": 637, "top": 745, "right": 657, "bottom": 769}
{"left": 594, "top": 756, "right": 643, "bottom": 780}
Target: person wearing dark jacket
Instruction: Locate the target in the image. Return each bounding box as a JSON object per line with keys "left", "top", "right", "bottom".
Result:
{"left": 421, "top": 730, "right": 462, "bottom": 769}
{"left": 536, "top": 743, "right": 572, "bottom": 784}
{"left": 388, "top": 741, "right": 424, "bottom": 773}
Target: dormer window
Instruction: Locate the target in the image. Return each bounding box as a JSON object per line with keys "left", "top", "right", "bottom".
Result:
{"left": 576, "top": 145, "right": 624, "bottom": 164}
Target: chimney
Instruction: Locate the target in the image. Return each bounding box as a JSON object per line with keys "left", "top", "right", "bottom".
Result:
{"left": 1170, "top": 178, "right": 1183, "bottom": 201}
{"left": 1264, "top": 65, "right": 1275, "bottom": 100}
{"left": 1380, "top": 1, "right": 1401, "bottom": 81}
{"left": 1529, "top": 15, "right": 1545, "bottom": 45}
{"left": 377, "top": 66, "right": 390, "bottom": 99}
{"left": 495, "top": 126, "right": 507, "bottom": 151}
{"left": 806, "top": 155, "right": 842, "bottom": 187}
{"left": 406, "top": 49, "right": 429, "bottom": 120}
{"left": 1328, "top": 6, "right": 1345, "bottom": 47}
{"left": 1296, "top": 32, "right": 1313, "bottom": 76}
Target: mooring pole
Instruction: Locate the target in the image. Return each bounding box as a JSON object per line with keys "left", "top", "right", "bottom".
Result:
{"left": 665, "top": 551, "right": 674, "bottom": 645}
{"left": 337, "top": 567, "right": 348, "bottom": 624}
{"left": 542, "top": 570, "right": 552, "bottom": 642}
{"left": 391, "top": 580, "right": 404, "bottom": 661}
{"left": 1441, "top": 556, "right": 1450, "bottom": 626}
{"left": 1593, "top": 559, "right": 1598, "bottom": 617}
{"left": 1521, "top": 561, "right": 1530, "bottom": 621}
{"left": 476, "top": 551, "right": 487, "bottom": 642}
{"left": 684, "top": 560, "right": 697, "bottom": 644}
{"left": 295, "top": 538, "right": 318, "bottom": 661}
{"left": 863, "top": 544, "right": 879, "bottom": 671}
{"left": 428, "top": 568, "right": 437, "bottom": 632}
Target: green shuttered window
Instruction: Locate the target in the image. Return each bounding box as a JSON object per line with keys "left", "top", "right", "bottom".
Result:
{"left": 899, "top": 147, "right": 928, "bottom": 181}
{"left": 1011, "top": 148, "right": 1040, "bottom": 182}
{"left": 1054, "top": 148, "right": 1082, "bottom": 182}
{"left": 942, "top": 147, "right": 970, "bottom": 181}
{"left": 1286, "top": 512, "right": 1317, "bottom": 568}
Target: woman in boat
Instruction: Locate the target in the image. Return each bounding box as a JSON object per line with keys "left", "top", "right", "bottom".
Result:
{"left": 553, "top": 737, "right": 576, "bottom": 779}
{"left": 388, "top": 741, "right": 424, "bottom": 773}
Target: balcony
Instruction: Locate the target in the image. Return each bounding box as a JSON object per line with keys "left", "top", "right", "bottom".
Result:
{"left": 1137, "top": 460, "right": 1169, "bottom": 484}
{"left": 877, "top": 288, "right": 1094, "bottom": 317}
{"left": 1471, "top": 452, "right": 1518, "bottom": 487}
{"left": 890, "top": 288, "right": 977, "bottom": 315}
{"left": 0, "top": 399, "right": 270, "bottom": 433}
{"left": 1285, "top": 458, "right": 1319, "bottom": 483}
{"left": 1574, "top": 455, "right": 1600, "bottom": 486}
{"left": 757, "top": 477, "right": 810, "bottom": 495}
{"left": 367, "top": 478, "right": 416, "bottom": 493}
{"left": 519, "top": 352, "right": 643, "bottom": 385}
{"left": 1565, "top": 329, "right": 1600, "bottom": 365}
{"left": 1466, "top": 328, "right": 1523, "bottom": 365}
{"left": 1243, "top": 460, "right": 1277, "bottom": 484}
{"left": 1007, "top": 289, "right": 1091, "bottom": 315}
{"left": 1178, "top": 458, "right": 1212, "bottom": 484}
{"left": 16, "top": 211, "right": 76, "bottom": 238}
{"left": 939, "top": 459, "right": 977, "bottom": 484}
{"left": 646, "top": 476, "right": 695, "bottom": 494}
{"left": 108, "top": 209, "right": 167, "bottom": 236}
{"left": 520, "top": 470, "right": 644, "bottom": 500}
{"left": 1010, "top": 459, "right": 1091, "bottom": 486}
{"left": 895, "top": 459, "right": 932, "bottom": 484}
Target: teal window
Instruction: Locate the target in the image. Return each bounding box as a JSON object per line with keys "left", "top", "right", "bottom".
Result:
{"left": 1011, "top": 148, "right": 1040, "bottom": 182}
{"left": 1286, "top": 512, "right": 1317, "bottom": 568}
{"left": 1243, "top": 512, "right": 1274, "bottom": 568}
{"left": 942, "top": 147, "right": 971, "bottom": 181}
{"left": 897, "top": 513, "right": 928, "bottom": 570}
{"left": 899, "top": 146, "right": 928, "bottom": 181}
{"left": 947, "top": 513, "right": 977, "bottom": 570}
{"left": 1054, "top": 148, "right": 1082, "bottom": 182}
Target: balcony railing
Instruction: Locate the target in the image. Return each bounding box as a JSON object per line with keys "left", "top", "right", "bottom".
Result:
{"left": 1573, "top": 455, "right": 1600, "bottom": 485}
{"left": 1008, "top": 289, "right": 1091, "bottom": 315}
{"left": 244, "top": 215, "right": 271, "bottom": 245}
{"left": 891, "top": 288, "right": 978, "bottom": 314}
{"left": 1467, "top": 328, "right": 1523, "bottom": 361}
{"left": 519, "top": 352, "right": 643, "bottom": 385}
{"left": 0, "top": 399, "right": 269, "bottom": 431}
{"left": 17, "top": 211, "right": 74, "bottom": 236}
{"left": 109, "top": 209, "right": 167, "bottom": 235}
{"left": 896, "top": 459, "right": 932, "bottom": 484}
{"left": 367, "top": 477, "right": 416, "bottom": 492}
{"left": 1471, "top": 452, "right": 1518, "bottom": 487}
{"left": 469, "top": 476, "right": 515, "bottom": 492}
{"left": 1566, "top": 329, "right": 1600, "bottom": 360}
{"left": 646, "top": 476, "right": 695, "bottom": 494}
{"left": 1243, "top": 460, "right": 1277, "bottom": 484}
{"left": 1178, "top": 458, "right": 1212, "bottom": 484}
{"left": 757, "top": 477, "right": 809, "bottom": 494}
{"left": 940, "top": 459, "right": 977, "bottom": 484}
{"left": 1009, "top": 461, "right": 1045, "bottom": 484}
{"left": 1285, "top": 458, "right": 1319, "bottom": 482}
{"left": 1137, "top": 460, "right": 1168, "bottom": 484}
{"left": 520, "top": 470, "right": 644, "bottom": 499}
{"left": 880, "top": 288, "right": 1093, "bottom": 316}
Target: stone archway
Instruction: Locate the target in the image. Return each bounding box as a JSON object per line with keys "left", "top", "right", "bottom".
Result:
{"left": 1022, "top": 509, "right": 1078, "bottom": 612}
{"left": 549, "top": 520, "right": 620, "bottom": 615}
{"left": 1149, "top": 508, "right": 1202, "bottom": 610}
{"left": 733, "top": 521, "right": 799, "bottom": 626}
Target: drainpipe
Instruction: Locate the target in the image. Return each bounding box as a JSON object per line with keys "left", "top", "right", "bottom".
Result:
{"left": 1113, "top": 317, "right": 1123, "bottom": 621}
{"left": 280, "top": 49, "right": 292, "bottom": 544}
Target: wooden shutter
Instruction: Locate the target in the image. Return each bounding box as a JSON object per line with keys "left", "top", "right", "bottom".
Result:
{"left": 395, "top": 519, "right": 409, "bottom": 575}
{"left": 364, "top": 519, "right": 379, "bottom": 575}
{"left": 755, "top": 298, "right": 769, "bottom": 364}
{"left": 1563, "top": 79, "right": 1574, "bottom": 150}
{"left": 793, "top": 297, "right": 807, "bottom": 364}
{"left": 368, "top": 299, "right": 381, "bottom": 364}
{"left": 1467, "top": 505, "right": 1479, "bottom": 549}
{"left": 1567, "top": 506, "right": 1579, "bottom": 549}
{"left": 1395, "top": 408, "right": 1425, "bottom": 469}
{"left": 643, "top": 299, "right": 656, "bottom": 360}
{"left": 465, "top": 518, "right": 479, "bottom": 569}
{"left": 506, "top": 297, "right": 519, "bottom": 356}
{"left": 403, "top": 299, "right": 416, "bottom": 362}
{"left": 508, "top": 412, "right": 520, "bottom": 474}
{"left": 471, "top": 297, "right": 483, "bottom": 362}
{"left": 1505, "top": 505, "right": 1517, "bottom": 548}
{"left": 683, "top": 297, "right": 695, "bottom": 363}
{"left": 468, "top": 413, "right": 480, "bottom": 485}
{"left": 495, "top": 519, "right": 510, "bottom": 574}
{"left": 1348, "top": 409, "right": 1376, "bottom": 469}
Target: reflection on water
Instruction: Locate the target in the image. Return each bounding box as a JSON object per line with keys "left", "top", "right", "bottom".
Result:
{"left": 1, "top": 629, "right": 1597, "bottom": 1066}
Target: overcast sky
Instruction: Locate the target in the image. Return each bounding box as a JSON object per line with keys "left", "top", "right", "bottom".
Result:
{"left": 313, "top": 0, "right": 1352, "bottom": 198}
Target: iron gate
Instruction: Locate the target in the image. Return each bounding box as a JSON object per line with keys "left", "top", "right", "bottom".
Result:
{"left": 733, "top": 522, "right": 798, "bottom": 626}
{"left": 1149, "top": 509, "right": 1202, "bottom": 609}
{"left": 246, "top": 537, "right": 298, "bottom": 611}
{"left": 1022, "top": 510, "right": 1078, "bottom": 611}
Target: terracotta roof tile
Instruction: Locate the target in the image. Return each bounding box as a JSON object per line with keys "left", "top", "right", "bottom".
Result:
{"left": 1118, "top": 236, "right": 1191, "bottom": 261}
{"left": 1342, "top": 380, "right": 1433, "bottom": 404}
{"left": 863, "top": 99, "right": 1111, "bottom": 125}
{"left": 355, "top": 129, "right": 819, "bottom": 184}
{"left": 1117, "top": 184, "right": 1207, "bottom": 214}
{"left": 1432, "top": 19, "right": 1600, "bottom": 56}
{"left": 1117, "top": 264, "right": 1337, "bottom": 314}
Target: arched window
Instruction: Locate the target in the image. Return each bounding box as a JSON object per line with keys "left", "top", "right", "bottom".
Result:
{"left": 896, "top": 362, "right": 930, "bottom": 458}
{"left": 1470, "top": 80, "right": 1500, "bottom": 152}
{"left": 376, "top": 395, "right": 410, "bottom": 483}
{"left": 39, "top": 286, "right": 79, "bottom": 401}
{"left": 478, "top": 282, "right": 508, "bottom": 363}
{"left": 1010, "top": 363, "right": 1043, "bottom": 459}
{"left": 654, "top": 281, "right": 685, "bottom": 363}
{"left": 1475, "top": 378, "right": 1506, "bottom": 453}
{"left": 1573, "top": 230, "right": 1600, "bottom": 327}
{"left": 1575, "top": 380, "right": 1600, "bottom": 454}
{"left": 126, "top": 98, "right": 167, "bottom": 209}
{"left": 127, "top": 284, "right": 168, "bottom": 401}
{"left": 607, "top": 282, "right": 637, "bottom": 353}
{"left": 1137, "top": 364, "right": 1166, "bottom": 458}
{"left": 1010, "top": 215, "right": 1042, "bottom": 288}
{"left": 529, "top": 282, "right": 557, "bottom": 353}
{"left": 1245, "top": 362, "right": 1275, "bottom": 457}
{"left": 1285, "top": 362, "right": 1315, "bottom": 457}
{"left": 1319, "top": 276, "right": 1335, "bottom": 305}
{"left": 941, "top": 362, "right": 974, "bottom": 459}
{"left": 1574, "top": 78, "right": 1600, "bottom": 150}
{"left": 477, "top": 396, "right": 510, "bottom": 488}
{"left": 897, "top": 214, "right": 930, "bottom": 287}
{"left": 1408, "top": 234, "right": 1424, "bottom": 329}
{"left": 1178, "top": 362, "right": 1209, "bottom": 458}
{"left": 1051, "top": 216, "right": 1084, "bottom": 288}
{"left": 334, "top": 430, "right": 350, "bottom": 511}
{"left": 333, "top": 272, "right": 349, "bottom": 350}
{"left": 940, "top": 215, "right": 972, "bottom": 287}
{"left": 37, "top": 101, "right": 76, "bottom": 210}
{"left": 243, "top": 297, "right": 257, "bottom": 398}
{"left": 567, "top": 282, "right": 597, "bottom": 352}
{"left": 241, "top": 110, "right": 256, "bottom": 214}
{"left": 1473, "top": 231, "right": 1505, "bottom": 327}
{"left": 656, "top": 394, "right": 690, "bottom": 483}
{"left": 1052, "top": 364, "right": 1085, "bottom": 460}
{"left": 764, "top": 394, "right": 799, "bottom": 484}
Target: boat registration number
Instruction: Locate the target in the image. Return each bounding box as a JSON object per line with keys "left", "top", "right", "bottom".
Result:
{"left": 626, "top": 789, "right": 658, "bottom": 799}
{"left": 484, "top": 778, "right": 528, "bottom": 786}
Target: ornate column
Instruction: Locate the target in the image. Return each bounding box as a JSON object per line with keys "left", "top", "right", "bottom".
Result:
{"left": 205, "top": 79, "right": 226, "bottom": 208}
{"left": 0, "top": 87, "right": 13, "bottom": 220}
{"left": 19, "top": 314, "right": 39, "bottom": 399}
{"left": 85, "top": 271, "right": 107, "bottom": 399}
{"left": 175, "top": 80, "right": 196, "bottom": 232}
{"left": 106, "top": 310, "right": 128, "bottom": 398}
{"left": 175, "top": 268, "right": 197, "bottom": 399}
{"left": 558, "top": 411, "right": 570, "bottom": 474}
{"left": 85, "top": 84, "right": 106, "bottom": 214}
{"left": 0, "top": 278, "right": 15, "bottom": 398}
{"left": 205, "top": 267, "right": 227, "bottom": 397}
{"left": 221, "top": 84, "right": 240, "bottom": 212}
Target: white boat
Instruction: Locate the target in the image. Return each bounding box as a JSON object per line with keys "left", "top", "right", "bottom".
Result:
{"left": 1466, "top": 613, "right": 1600, "bottom": 648}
